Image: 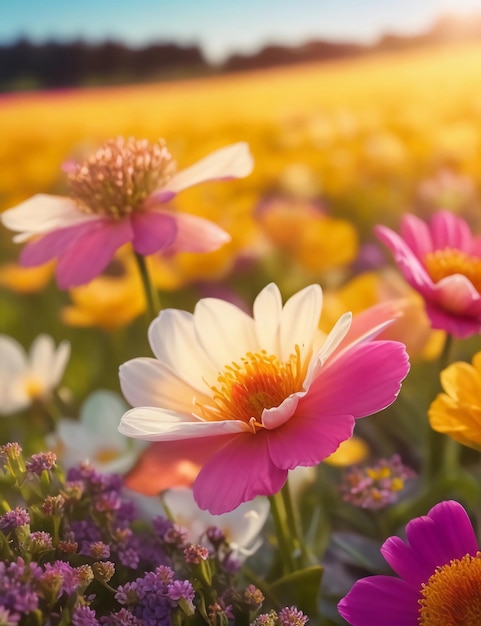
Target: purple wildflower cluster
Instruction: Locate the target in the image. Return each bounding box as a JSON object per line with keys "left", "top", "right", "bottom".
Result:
{"left": 339, "top": 454, "right": 416, "bottom": 509}
{"left": 0, "top": 443, "right": 304, "bottom": 625}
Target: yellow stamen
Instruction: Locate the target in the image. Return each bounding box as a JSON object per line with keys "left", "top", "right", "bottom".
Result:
{"left": 94, "top": 447, "right": 120, "bottom": 464}
{"left": 67, "top": 137, "right": 176, "bottom": 218}
{"left": 424, "top": 248, "right": 481, "bottom": 293}
{"left": 198, "top": 346, "right": 306, "bottom": 430}
{"left": 24, "top": 377, "right": 44, "bottom": 399}
{"left": 419, "top": 552, "right": 481, "bottom": 625}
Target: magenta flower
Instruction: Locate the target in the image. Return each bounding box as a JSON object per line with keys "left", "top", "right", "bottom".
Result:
{"left": 118, "top": 283, "right": 409, "bottom": 514}
{"left": 375, "top": 210, "right": 481, "bottom": 337}
{"left": 1, "top": 138, "right": 253, "bottom": 288}
{"left": 338, "top": 500, "right": 481, "bottom": 625}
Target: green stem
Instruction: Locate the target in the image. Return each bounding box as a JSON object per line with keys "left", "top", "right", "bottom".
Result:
{"left": 280, "top": 481, "right": 310, "bottom": 568}
{"left": 268, "top": 492, "right": 295, "bottom": 575}
{"left": 425, "top": 333, "right": 457, "bottom": 481}
{"left": 135, "top": 253, "right": 161, "bottom": 320}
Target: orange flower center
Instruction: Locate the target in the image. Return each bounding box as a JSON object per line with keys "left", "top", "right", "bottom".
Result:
{"left": 418, "top": 552, "right": 481, "bottom": 625}
{"left": 199, "top": 347, "right": 306, "bottom": 431}
{"left": 67, "top": 137, "right": 176, "bottom": 218}
{"left": 424, "top": 248, "right": 481, "bottom": 293}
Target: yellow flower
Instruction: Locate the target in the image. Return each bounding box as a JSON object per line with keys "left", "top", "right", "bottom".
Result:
{"left": 428, "top": 352, "right": 481, "bottom": 451}
{"left": 61, "top": 252, "right": 145, "bottom": 330}
{"left": 0, "top": 261, "right": 54, "bottom": 293}
{"left": 324, "top": 437, "right": 370, "bottom": 467}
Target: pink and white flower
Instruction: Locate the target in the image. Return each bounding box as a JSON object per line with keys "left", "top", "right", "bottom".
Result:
{"left": 375, "top": 210, "right": 481, "bottom": 338}
{"left": 1, "top": 139, "right": 253, "bottom": 289}
{"left": 118, "top": 283, "right": 409, "bottom": 514}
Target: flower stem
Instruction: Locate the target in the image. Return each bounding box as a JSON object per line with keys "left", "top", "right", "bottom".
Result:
{"left": 280, "top": 480, "right": 310, "bottom": 568}
{"left": 268, "top": 492, "right": 296, "bottom": 575}
{"left": 134, "top": 253, "right": 161, "bottom": 320}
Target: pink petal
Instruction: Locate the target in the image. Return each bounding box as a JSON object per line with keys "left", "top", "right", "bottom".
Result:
{"left": 131, "top": 211, "right": 177, "bottom": 255}
{"left": 267, "top": 411, "right": 355, "bottom": 470}
{"left": 162, "top": 212, "right": 231, "bottom": 254}
{"left": 430, "top": 210, "right": 473, "bottom": 251}
{"left": 302, "top": 340, "right": 409, "bottom": 419}
{"left": 399, "top": 213, "right": 433, "bottom": 259}
{"left": 375, "top": 225, "right": 433, "bottom": 293}
{"left": 193, "top": 431, "right": 287, "bottom": 513}
{"left": 425, "top": 300, "right": 481, "bottom": 337}
{"left": 151, "top": 142, "right": 254, "bottom": 201}
{"left": 20, "top": 219, "right": 104, "bottom": 266}
{"left": 55, "top": 219, "right": 133, "bottom": 288}
{"left": 338, "top": 576, "right": 419, "bottom": 626}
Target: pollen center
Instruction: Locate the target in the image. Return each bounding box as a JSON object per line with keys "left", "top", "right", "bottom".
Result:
{"left": 418, "top": 552, "right": 481, "bottom": 625}
{"left": 67, "top": 137, "right": 176, "bottom": 218}
{"left": 424, "top": 248, "right": 481, "bottom": 293}
{"left": 199, "top": 347, "right": 306, "bottom": 430}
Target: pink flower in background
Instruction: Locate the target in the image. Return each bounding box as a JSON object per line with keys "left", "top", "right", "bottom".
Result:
{"left": 338, "top": 500, "right": 480, "bottom": 625}
{"left": 118, "top": 282, "right": 409, "bottom": 514}
{"left": 376, "top": 211, "right": 481, "bottom": 338}
{"left": 1, "top": 139, "right": 253, "bottom": 289}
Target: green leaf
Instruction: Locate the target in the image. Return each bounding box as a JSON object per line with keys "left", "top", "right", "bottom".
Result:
{"left": 270, "top": 565, "right": 323, "bottom": 617}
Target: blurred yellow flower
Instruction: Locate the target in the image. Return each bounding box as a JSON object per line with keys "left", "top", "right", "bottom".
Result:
{"left": 428, "top": 352, "right": 481, "bottom": 451}
{"left": 0, "top": 261, "right": 54, "bottom": 293}
{"left": 324, "top": 437, "right": 369, "bottom": 467}
{"left": 255, "top": 196, "right": 358, "bottom": 275}
{"left": 61, "top": 252, "right": 145, "bottom": 330}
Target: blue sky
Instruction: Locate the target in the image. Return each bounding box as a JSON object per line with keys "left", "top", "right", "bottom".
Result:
{"left": 2, "top": 0, "right": 481, "bottom": 63}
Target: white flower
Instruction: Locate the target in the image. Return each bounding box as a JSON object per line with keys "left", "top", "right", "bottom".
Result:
{"left": 131, "top": 487, "right": 269, "bottom": 560}
{"left": 0, "top": 334, "right": 70, "bottom": 415}
{"left": 52, "top": 390, "right": 143, "bottom": 474}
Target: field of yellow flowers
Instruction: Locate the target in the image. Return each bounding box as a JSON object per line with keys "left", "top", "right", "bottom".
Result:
{"left": 2, "top": 40, "right": 481, "bottom": 407}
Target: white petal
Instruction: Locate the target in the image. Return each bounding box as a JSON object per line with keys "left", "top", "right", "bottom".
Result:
{"left": 119, "top": 357, "right": 213, "bottom": 412}
{"left": 80, "top": 390, "right": 128, "bottom": 441}
{"left": 194, "top": 297, "right": 258, "bottom": 371}
{"left": 253, "top": 283, "right": 283, "bottom": 354}
{"left": 159, "top": 142, "right": 254, "bottom": 196}
{"left": 318, "top": 312, "right": 353, "bottom": 365}
{"left": 0, "top": 336, "right": 28, "bottom": 414}
{"left": 51, "top": 341, "right": 71, "bottom": 387}
{"left": 279, "top": 284, "right": 323, "bottom": 361}
{"left": 221, "top": 497, "right": 269, "bottom": 550}
{"left": 119, "top": 407, "right": 248, "bottom": 440}
{"left": 148, "top": 309, "right": 217, "bottom": 391}
{"left": 0, "top": 335, "right": 27, "bottom": 378}
{"left": 1, "top": 194, "right": 98, "bottom": 241}
{"left": 262, "top": 393, "right": 302, "bottom": 430}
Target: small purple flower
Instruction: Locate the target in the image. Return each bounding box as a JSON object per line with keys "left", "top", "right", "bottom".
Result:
{"left": 26, "top": 451, "right": 57, "bottom": 474}
{"left": 72, "top": 604, "right": 99, "bottom": 626}
{"left": 339, "top": 454, "right": 415, "bottom": 509}
{"left": 184, "top": 544, "right": 209, "bottom": 564}
{"left": 0, "top": 508, "right": 30, "bottom": 533}
{"left": 278, "top": 607, "right": 309, "bottom": 626}
{"left": 100, "top": 608, "right": 143, "bottom": 625}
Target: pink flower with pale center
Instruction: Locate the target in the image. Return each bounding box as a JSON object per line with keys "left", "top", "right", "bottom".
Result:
{"left": 375, "top": 211, "right": 481, "bottom": 338}
{"left": 118, "top": 283, "right": 409, "bottom": 514}
{"left": 1, "top": 138, "right": 253, "bottom": 289}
